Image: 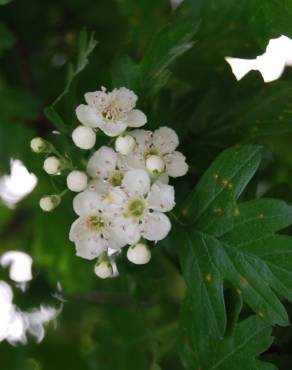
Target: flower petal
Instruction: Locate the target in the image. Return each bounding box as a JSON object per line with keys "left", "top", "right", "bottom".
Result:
{"left": 153, "top": 127, "right": 179, "bottom": 155}
{"left": 88, "top": 179, "right": 110, "bottom": 195}
{"left": 87, "top": 146, "right": 117, "bottom": 179}
{"left": 155, "top": 172, "right": 169, "bottom": 184}
{"left": 75, "top": 236, "right": 106, "bottom": 260}
{"left": 147, "top": 183, "right": 175, "bottom": 212}
{"left": 84, "top": 91, "right": 109, "bottom": 110}
{"left": 75, "top": 104, "right": 102, "bottom": 128}
{"left": 73, "top": 191, "right": 103, "bottom": 216}
{"left": 130, "top": 129, "right": 152, "bottom": 154}
{"left": 112, "top": 218, "right": 141, "bottom": 245}
{"left": 98, "top": 121, "right": 127, "bottom": 137}
{"left": 141, "top": 212, "right": 171, "bottom": 242}
{"left": 126, "top": 109, "right": 147, "bottom": 128}
{"left": 122, "top": 169, "right": 150, "bottom": 197}
{"left": 119, "top": 153, "right": 145, "bottom": 171}
{"left": 164, "top": 151, "right": 189, "bottom": 178}
{"left": 111, "top": 87, "right": 137, "bottom": 112}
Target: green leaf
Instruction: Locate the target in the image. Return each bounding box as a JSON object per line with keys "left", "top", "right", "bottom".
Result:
{"left": 44, "top": 106, "right": 69, "bottom": 134}
{"left": 180, "top": 315, "right": 276, "bottom": 370}
{"left": 245, "top": 0, "right": 292, "bottom": 46}
{"left": 204, "top": 82, "right": 292, "bottom": 143}
{"left": 140, "top": 17, "right": 198, "bottom": 98}
{"left": 0, "top": 0, "right": 13, "bottom": 5}
{"left": 179, "top": 145, "right": 292, "bottom": 368}
{"left": 0, "top": 22, "right": 15, "bottom": 55}
{"left": 111, "top": 54, "right": 140, "bottom": 91}
{"left": 45, "top": 29, "right": 97, "bottom": 131}
{"left": 52, "top": 29, "right": 97, "bottom": 107}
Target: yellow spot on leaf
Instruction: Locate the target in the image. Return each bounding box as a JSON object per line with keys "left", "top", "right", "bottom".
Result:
{"left": 258, "top": 213, "right": 264, "bottom": 219}
{"left": 233, "top": 208, "right": 240, "bottom": 217}
{"left": 236, "top": 288, "right": 242, "bottom": 295}
{"left": 221, "top": 179, "right": 228, "bottom": 187}
{"left": 181, "top": 208, "right": 188, "bottom": 217}
{"left": 213, "top": 173, "right": 219, "bottom": 180}
{"left": 228, "top": 182, "right": 233, "bottom": 190}
{"left": 258, "top": 311, "right": 264, "bottom": 318}
{"left": 240, "top": 276, "right": 248, "bottom": 285}
{"left": 204, "top": 273, "right": 212, "bottom": 283}
{"left": 215, "top": 208, "right": 222, "bottom": 215}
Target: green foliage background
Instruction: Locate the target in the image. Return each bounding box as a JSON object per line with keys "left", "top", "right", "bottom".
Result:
{"left": 1, "top": 0, "right": 292, "bottom": 369}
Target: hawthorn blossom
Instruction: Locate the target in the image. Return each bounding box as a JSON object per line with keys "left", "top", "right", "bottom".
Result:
{"left": 69, "top": 191, "right": 125, "bottom": 260}
{"left": 75, "top": 87, "right": 147, "bottom": 137}
{"left": 86, "top": 146, "right": 127, "bottom": 194}
{"left": 103, "top": 169, "right": 175, "bottom": 244}
{"left": 123, "top": 127, "right": 188, "bottom": 179}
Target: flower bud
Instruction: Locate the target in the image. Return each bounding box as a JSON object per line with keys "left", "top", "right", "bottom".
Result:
{"left": 30, "top": 137, "right": 50, "bottom": 153}
{"left": 127, "top": 243, "right": 151, "bottom": 265}
{"left": 115, "top": 135, "right": 136, "bottom": 155}
{"left": 146, "top": 155, "right": 165, "bottom": 174}
{"left": 39, "top": 195, "right": 61, "bottom": 212}
{"left": 66, "top": 170, "right": 88, "bottom": 192}
{"left": 72, "top": 126, "right": 96, "bottom": 150}
{"left": 94, "top": 260, "right": 113, "bottom": 279}
{"left": 43, "top": 156, "right": 62, "bottom": 175}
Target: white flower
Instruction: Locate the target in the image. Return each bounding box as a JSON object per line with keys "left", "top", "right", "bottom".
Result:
{"left": 127, "top": 243, "right": 151, "bottom": 265}
{"left": 75, "top": 87, "right": 147, "bottom": 137}
{"left": 72, "top": 126, "right": 96, "bottom": 150}
{"left": 103, "top": 169, "right": 175, "bottom": 244}
{"left": 43, "top": 156, "right": 62, "bottom": 175}
{"left": 115, "top": 135, "right": 136, "bottom": 155}
{"left": 69, "top": 191, "right": 126, "bottom": 260}
{"left": 39, "top": 195, "right": 61, "bottom": 212}
{"left": 86, "top": 146, "right": 127, "bottom": 193}
{"left": 146, "top": 155, "right": 165, "bottom": 174}
{"left": 30, "top": 137, "right": 50, "bottom": 153}
{"left": 126, "top": 127, "right": 188, "bottom": 178}
{"left": 94, "top": 260, "right": 113, "bottom": 279}
{"left": 67, "top": 171, "right": 88, "bottom": 192}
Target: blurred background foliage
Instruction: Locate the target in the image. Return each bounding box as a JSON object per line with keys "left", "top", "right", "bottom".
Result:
{"left": 1, "top": 0, "right": 292, "bottom": 369}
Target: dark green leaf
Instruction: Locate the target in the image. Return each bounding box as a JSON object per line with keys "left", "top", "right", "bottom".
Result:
{"left": 179, "top": 145, "right": 292, "bottom": 368}
{"left": 0, "top": 0, "right": 13, "bottom": 5}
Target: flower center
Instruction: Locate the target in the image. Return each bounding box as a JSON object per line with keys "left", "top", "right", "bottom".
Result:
{"left": 146, "top": 147, "right": 158, "bottom": 156}
{"left": 86, "top": 214, "right": 105, "bottom": 231}
{"left": 102, "top": 101, "right": 126, "bottom": 122}
{"left": 109, "top": 170, "right": 124, "bottom": 186}
{"left": 125, "top": 198, "right": 146, "bottom": 218}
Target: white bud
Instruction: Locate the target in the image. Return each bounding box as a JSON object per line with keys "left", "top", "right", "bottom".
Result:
{"left": 39, "top": 195, "right": 61, "bottom": 212}
{"left": 94, "top": 261, "right": 113, "bottom": 279}
{"left": 115, "top": 135, "right": 136, "bottom": 155}
{"left": 72, "top": 126, "right": 96, "bottom": 150}
{"left": 30, "top": 137, "right": 50, "bottom": 153}
{"left": 43, "top": 156, "right": 62, "bottom": 175}
{"left": 146, "top": 155, "right": 165, "bottom": 174}
{"left": 66, "top": 170, "right": 88, "bottom": 192}
{"left": 127, "top": 243, "right": 151, "bottom": 265}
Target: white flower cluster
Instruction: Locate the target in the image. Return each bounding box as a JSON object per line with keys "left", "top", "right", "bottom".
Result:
{"left": 31, "top": 87, "right": 188, "bottom": 279}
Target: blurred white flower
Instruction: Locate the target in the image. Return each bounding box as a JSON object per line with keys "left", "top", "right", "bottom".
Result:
{"left": 0, "top": 251, "right": 33, "bottom": 283}
{"left": 76, "top": 87, "right": 147, "bottom": 137}
{"left": 226, "top": 35, "right": 292, "bottom": 83}
{"left": 0, "top": 281, "right": 60, "bottom": 345}
{"left": 0, "top": 159, "right": 37, "bottom": 208}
